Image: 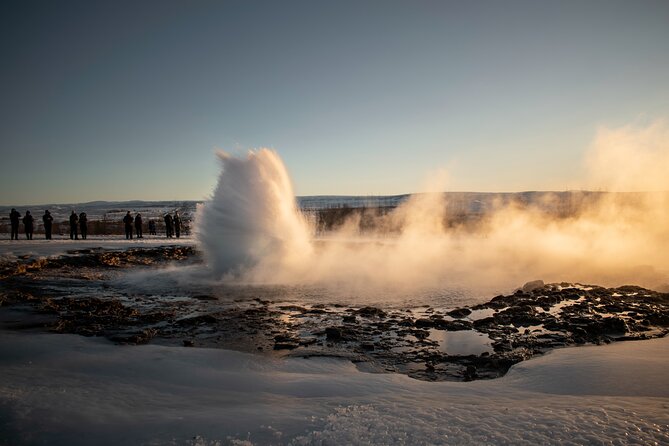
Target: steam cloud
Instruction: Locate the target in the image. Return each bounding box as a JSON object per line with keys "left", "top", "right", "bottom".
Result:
{"left": 196, "top": 121, "right": 669, "bottom": 295}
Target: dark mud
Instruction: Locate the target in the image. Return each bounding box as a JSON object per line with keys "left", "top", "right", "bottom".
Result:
{"left": 1, "top": 246, "right": 668, "bottom": 382}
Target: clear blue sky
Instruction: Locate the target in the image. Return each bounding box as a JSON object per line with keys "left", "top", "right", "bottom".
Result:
{"left": 1, "top": 0, "right": 668, "bottom": 205}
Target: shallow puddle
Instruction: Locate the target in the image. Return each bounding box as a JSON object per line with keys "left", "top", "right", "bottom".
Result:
{"left": 428, "top": 329, "right": 494, "bottom": 355}
{"left": 467, "top": 308, "right": 497, "bottom": 320}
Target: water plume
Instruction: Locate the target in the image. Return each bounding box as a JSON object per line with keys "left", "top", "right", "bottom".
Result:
{"left": 195, "top": 149, "right": 312, "bottom": 279}
{"left": 197, "top": 120, "right": 669, "bottom": 295}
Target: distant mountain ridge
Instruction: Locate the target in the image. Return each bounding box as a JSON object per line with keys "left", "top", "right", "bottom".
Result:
{"left": 1, "top": 191, "right": 662, "bottom": 222}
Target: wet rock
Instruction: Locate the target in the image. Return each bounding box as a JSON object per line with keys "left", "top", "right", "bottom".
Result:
{"left": 305, "top": 308, "right": 327, "bottom": 314}
{"left": 463, "top": 365, "right": 477, "bottom": 381}
{"left": 1, "top": 247, "right": 198, "bottom": 280}
{"left": 442, "top": 320, "right": 473, "bottom": 331}
{"left": 413, "top": 330, "right": 429, "bottom": 340}
{"left": 244, "top": 307, "right": 269, "bottom": 317}
{"left": 414, "top": 318, "right": 434, "bottom": 328}
{"left": 278, "top": 305, "right": 307, "bottom": 312}
{"left": 497, "top": 305, "right": 544, "bottom": 327}
{"left": 398, "top": 318, "right": 414, "bottom": 327}
{"left": 324, "top": 326, "right": 358, "bottom": 342}
{"left": 472, "top": 317, "right": 496, "bottom": 329}
{"left": 355, "top": 306, "right": 387, "bottom": 318}
{"left": 274, "top": 333, "right": 301, "bottom": 349}
{"left": 299, "top": 337, "right": 318, "bottom": 347}
{"left": 325, "top": 327, "right": 342, "bottom": 340}
{"left": 579, "top": 317, "right": 628, "bottom": 337}
{"left": 176, "top": 314, "right": 218, "bottom": 326}
{"left": 320, "top": 327, "right": 351, "bottom": 342}
{"left": 522, "top": 280, "right": 545, "bottom": 293}
{"left": 192, "top": 295, "right": 217, "bottom": 301}
{"left": 488, "top": 295, "right": 513, "bottom": 309}
{"left": 274, "top": 342, "right": 299, "bottom": 350}
{"left": 646, "top": 312, "right": 669, "bottom": 326}
{"left": 447, "top": 308, "right": 471, "bottom": 318}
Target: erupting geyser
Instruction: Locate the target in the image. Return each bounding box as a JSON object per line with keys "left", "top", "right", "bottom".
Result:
{"left": 196, "top": 149, "right": 312, "bottom": 278}
{"left": 196, "top": 121, "right": 669, "bottom": 293}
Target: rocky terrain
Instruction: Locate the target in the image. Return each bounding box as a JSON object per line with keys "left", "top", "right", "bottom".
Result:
{"left": 1, "top": 246, "right": 668, "bottom": 382}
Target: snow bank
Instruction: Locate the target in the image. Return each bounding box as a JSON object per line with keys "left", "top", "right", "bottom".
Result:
{"left": 0, "top": 332, "right": 667, "bottom": 445}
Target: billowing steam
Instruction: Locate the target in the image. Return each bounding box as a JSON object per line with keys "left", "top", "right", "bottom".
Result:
{"left": 196, "top": 121, "right": 669, "bottom": 294}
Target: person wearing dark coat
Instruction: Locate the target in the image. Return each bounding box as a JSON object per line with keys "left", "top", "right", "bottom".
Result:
{"left": 123, "top": 211, "right": 133, "bottom": 239}
{"left": 22, "top": 211, "right": 34, "bottom": 240}
{"left": 79, "top": 212, "right": 88, "bottom": 240}
{"left": 148, "top": 219, "right": 156, "bottom": 235}
{"left": 134, "top": 213, "right": 143, "bottom": 239}
{"left": 173, "top": 211, "right": 181, "bottom": 238}
{"left": 69, "top": 211, "right": 79, "bottom": 240}
{"left": 164, "top": 213, "right": 173, "bottom": 238}
{"left": 42, "top": 210, "right": 53, "bottom": 240}
{"left": 9, "top": 208, "right": 20, "bottom": 240}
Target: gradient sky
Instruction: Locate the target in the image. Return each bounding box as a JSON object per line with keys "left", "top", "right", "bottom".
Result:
{"left": 1, "top": 0, "right": 668, "bottom": 205}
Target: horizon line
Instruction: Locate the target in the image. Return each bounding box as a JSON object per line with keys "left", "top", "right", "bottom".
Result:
{"left": 3, "top": 189, "right": 669, "bottom": 208}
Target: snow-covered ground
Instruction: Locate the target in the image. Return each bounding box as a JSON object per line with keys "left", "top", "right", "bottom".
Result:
{"left": 0, "top": 332, "right": 667, "bottom": 445}
{"left": 1, "top": 239, "right": 668, "bottom": 444}
{"left": 0, "top": 236, "right": 196, "bottom": 262}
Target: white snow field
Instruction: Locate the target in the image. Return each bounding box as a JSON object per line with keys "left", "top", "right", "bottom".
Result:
{"left": 0, "top": 331, "right": 667, "bottom": 445}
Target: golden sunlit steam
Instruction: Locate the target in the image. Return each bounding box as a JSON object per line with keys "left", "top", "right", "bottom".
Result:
{"left": 199, "top": 120, "right": 669, "bottom": 296}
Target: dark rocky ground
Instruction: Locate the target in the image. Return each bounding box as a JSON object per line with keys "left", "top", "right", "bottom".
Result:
{"left": 1, "top": 246, "right": 668, "bottom": 382}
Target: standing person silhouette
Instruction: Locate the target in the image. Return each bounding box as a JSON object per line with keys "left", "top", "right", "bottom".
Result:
{"left": 79, "top": 212, "right": 88, "bottom": 239}
{"left": 173, "top": 211, "right": 181, "bottom": 238}
{"left": 164, "top": 213, "right": 173, "bottom": 238}
{"left": 123, "top": 211, "right": 133, "bottom": 239}
{"left": 134, "top": 213, "right": 143, "bottom": 239}
{"left": 148, "top": 219, "right": 156, "bottom": 235}
{"left": 69, "top": 211, "right": 79, "bottom": 240}
{"left": 9, "top": 208, "right": 20, "bottom": 240}
{"left": 22, "top": 211, "right": 34, "bottom": 240}
{"left": 42, "top": 210, "right": 53, "bottom": 240}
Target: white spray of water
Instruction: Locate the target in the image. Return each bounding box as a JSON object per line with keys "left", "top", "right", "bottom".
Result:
{"left": 195, "top": 150, "right": 312, "bottom": 279}
{"left": 197, "top": 121, "right": 669, "bottom": 294}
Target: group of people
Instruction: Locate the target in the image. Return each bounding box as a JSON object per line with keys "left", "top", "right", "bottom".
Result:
{"left": 68, "top": 211, "right": 89, "bottom": 240}
{"left": 164, "top": 211, "right": 182, "bottom": 238}
{"left": 123, "top": 211, "right": 141, "bottom": 239}
{"left": 9, "top": 208, "right": 57, "bottom": 240}
{"left": 8, "top": 208, "right": 184, "bottom": 240}
{"left": 121, "top": 211, "right": 182, "bottom": 239}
